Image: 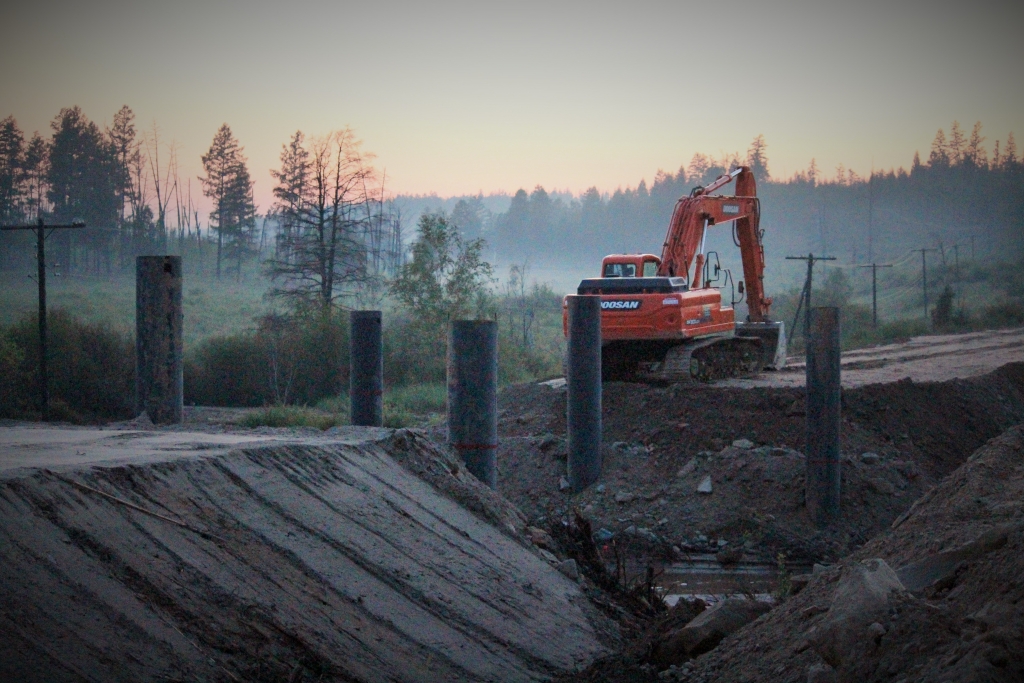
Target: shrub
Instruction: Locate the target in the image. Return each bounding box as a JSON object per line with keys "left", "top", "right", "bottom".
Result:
{"left": 0, "top": 331, "right": 27, "bottom": 417}
{"left": 2, "top": 309, "right": 134, "bottom": 422}
{"left": 184, "top": 311, "right": 348, "bottom": 408}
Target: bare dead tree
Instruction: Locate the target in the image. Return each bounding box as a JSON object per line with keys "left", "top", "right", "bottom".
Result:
{"left": 266, "top": 128, "right": 384, "bottom": 313}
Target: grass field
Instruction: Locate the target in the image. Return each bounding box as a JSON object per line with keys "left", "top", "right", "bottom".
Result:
{"left": 0, "top": 271, "right": 274, "bottom": 347}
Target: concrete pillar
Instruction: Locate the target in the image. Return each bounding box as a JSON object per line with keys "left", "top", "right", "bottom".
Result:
{"left": 350, "top": 310, "right": 383, "bottom": 427}
{"left": 136, "top": 256, "right": 183, "bottom": 424}
{"left": 447, "top": 320, "right": 498, "bottom": 488}
{"left": 805, "top": 306, "right": 841, "bottom": 526}
{"left": 566, "top": 295, "right": 602, "bottom": 491}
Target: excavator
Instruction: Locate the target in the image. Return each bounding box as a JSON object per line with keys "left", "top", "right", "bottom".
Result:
{"left": 564, "top": 165, "right": 786, "bottom": 382}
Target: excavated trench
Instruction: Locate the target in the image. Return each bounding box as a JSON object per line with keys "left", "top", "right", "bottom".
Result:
{"left": 0, "top": 427, "right": 616, "bottom": 682}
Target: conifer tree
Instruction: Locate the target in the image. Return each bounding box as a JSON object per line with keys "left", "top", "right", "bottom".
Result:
{"left": 929, "top": 129, "right": 949, "bottom": 167}
{"left": 200, "top": 124, "right": 255, "bottom": 280}
{"left": 747, "top": 135, "right": 770, "bottom": 182}
{"left": 964, "top": 121, "right": 987, "bottom": 168}
{"left": 948, "top": 121, "right": 966, "bottom": 165}
{"left": 0, "top": 116, "right": 25, "bottom": 223}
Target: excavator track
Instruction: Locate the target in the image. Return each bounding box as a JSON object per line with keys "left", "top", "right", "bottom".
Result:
{"left": 602, "top": 335, "right": 764, "bottom": 384}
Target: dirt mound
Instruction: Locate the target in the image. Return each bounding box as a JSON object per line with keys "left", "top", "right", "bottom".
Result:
{"left": 0, "top": 427, "right": 615, "bottom": 682}
{"left": 667, "top": 423, "right": 1024, "bottom": 683}
{"left": 495, "top": 363, "right": 1024, "bottom": 562}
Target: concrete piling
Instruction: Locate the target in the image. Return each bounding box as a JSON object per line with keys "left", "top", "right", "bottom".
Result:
{"left": 566, "top": 295, "right": 602, "bottom": 491}
{"left": 350, "top": 310, "right": 383, "bottom": 427}
{"left": 805, "top": 306, "right": 841, "bottom": 525}
{"left": 447, "top": 320, "right": 498, "bottom": 488}
{"left": 135, "top": 256, "right": 183, "bottom": 424}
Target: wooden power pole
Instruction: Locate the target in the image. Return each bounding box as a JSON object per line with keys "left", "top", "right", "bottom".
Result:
{"left": 786, "top": 253, "right": 837, "bottom": 340}
{"left": 856, "top": 262, "right": 893, "bottom": 328}
{"left": 0, "top": 217, "right": 86, "bottom": 420}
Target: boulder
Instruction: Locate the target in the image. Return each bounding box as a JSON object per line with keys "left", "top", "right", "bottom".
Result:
{"left": 697, "top": 476, "right": 713, "bottom": 494}
{"left": 557, "top": 559, "right": 580, "bottom": 581}
{"left": 676, "top": 459, "right": 698, "bottom": 477}
{"left": 669, "top": 598, "right": 772, "bottom": 656}
{"left": 732, "top": 439, "right": 755, "bottom": 449}
{"left": 806, "top": 663, "right": 838, "bottom": 683}
{"left": 896, "top": 523, "right": 1016, "bottom": 593}
{"left": 812, "top": 559, "right": 904, "bottom": 674}
{"left": 528, "top": 526, "right": 556, "bottom": 551}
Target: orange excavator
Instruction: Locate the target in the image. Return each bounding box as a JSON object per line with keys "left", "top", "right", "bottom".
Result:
{"left": 564, "top": 165, "right": 786, "bottom": 382}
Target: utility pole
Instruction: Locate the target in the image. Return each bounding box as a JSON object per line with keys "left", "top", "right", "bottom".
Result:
{"left": 913, "top": 248, "right": 938, "bottom": 323}
{"left": 856, "top": 262, "right": 893, "bottom": 328}
{"left": 867, "top": 166, "right": 874, "bottom": 264}
{"left": 786, "top": 253, "right": 837, "bottom": 340}
{"left": 0, "top": 217, "right": 86, "bottom": 420}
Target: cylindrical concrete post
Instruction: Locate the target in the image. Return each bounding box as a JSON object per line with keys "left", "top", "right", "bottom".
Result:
{"left": 566, "top": 295, "right": 602, "bottom": 492}
{"left": 805, "top": 306, "right": 841, "bottom": 526}
{"left": 447, "top": 320, "right": 498, "bottom": 488}
{"left": 350, "top": 310, "right": 383, "bottom": 427}
{"left": 136, "top": 256, "right": 183, "bottom": 424}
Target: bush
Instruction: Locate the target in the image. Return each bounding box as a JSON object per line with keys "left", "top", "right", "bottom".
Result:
{"left": 185, "top": 311, "right": 348, "bottom": 408}
{"left": 0, "top": 331, "right": 27, "bottom": 417}
{"left": 2, "top": 309, "right": 134, "bottom": 422}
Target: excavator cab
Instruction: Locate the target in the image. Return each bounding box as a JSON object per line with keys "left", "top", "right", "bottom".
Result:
{"left": 601, "top": 254, "right": 661, "bottom": 279}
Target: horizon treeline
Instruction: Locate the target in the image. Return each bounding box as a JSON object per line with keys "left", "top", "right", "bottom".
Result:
{"left": 2, "top": 106, "right": 1021, "bottom": 285}
{"left": 454, "top": 125, "right": 1022, "bottom": 274}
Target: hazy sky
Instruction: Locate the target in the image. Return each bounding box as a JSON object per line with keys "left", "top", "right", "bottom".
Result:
{"left": 2, "top": 0, "right": 1022, "bottom": 212}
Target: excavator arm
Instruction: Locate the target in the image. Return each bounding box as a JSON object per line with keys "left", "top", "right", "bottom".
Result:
{"left": 658, "top": 166, "right": 773, "bottom": 322}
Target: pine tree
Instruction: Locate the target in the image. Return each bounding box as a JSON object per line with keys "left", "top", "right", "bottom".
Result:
{"left": 746, "top": 134, "right": 770, "bottom": 182}
{"left": 1004, "top": 132, "right": 1018, "bottom": 168}
{"left": 0, "top": 116, "right": 25, "bottom": 223}
{"left": 200, "top": 124, "right": 255, "bottom": 280}
{"left": 948, "top": 121, "right": 965, "bottom": 165}
{"left": 47, "top": 107, "right": 119, "bottom": 272}
{"left": 992, "top": 140, "right": 1002, "bottom": 169}
{"left": 964, "top": 121, "right": 987, "bottom": 168}
{"left": 929, "top": 129, "right": 949, "bottom": 167}
{"left": 807, "top": 158, "right": 819, "bottom": 186}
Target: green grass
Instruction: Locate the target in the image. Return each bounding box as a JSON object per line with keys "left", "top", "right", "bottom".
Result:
{"left": 386, "top": 383, "right": 447, "bottom": 414}
{"left": 238, "top": 405, "right": 347, "bottom": 430}
{"left": 0, "top": 271, "right": 273, "bottom": 347}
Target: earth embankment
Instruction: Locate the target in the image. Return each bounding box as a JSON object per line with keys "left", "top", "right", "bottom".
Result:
{"left": 0, "top": 427, "right": 614, "bottom": 682}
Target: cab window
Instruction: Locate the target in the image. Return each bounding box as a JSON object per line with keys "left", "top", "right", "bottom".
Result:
{"left": 642, "top": 261, "right": 658, "bottom": 277}
{"left": 603, "top": 263, "right": 636, "bottom": 277}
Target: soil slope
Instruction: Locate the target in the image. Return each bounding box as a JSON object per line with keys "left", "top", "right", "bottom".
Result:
{"left": 675, "top": 423, "right": 1024, "bottom": 683}
{"left": 0, "top": 427, "right": 614, "bottom": 682}
{"left": 493, "top": 363, "right": 1024, "bottom": 563}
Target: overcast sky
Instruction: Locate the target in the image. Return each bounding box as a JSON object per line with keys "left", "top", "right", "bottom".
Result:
{"left": 2, "top": 0, "right": 1022, "bottom": 211}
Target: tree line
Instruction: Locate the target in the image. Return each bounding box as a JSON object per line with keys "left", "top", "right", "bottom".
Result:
{"left": 0, "top": 106, "right": 403, "bottom": 305}
{"left": 443, "top": 127, "right": 1022, "bottom": 276}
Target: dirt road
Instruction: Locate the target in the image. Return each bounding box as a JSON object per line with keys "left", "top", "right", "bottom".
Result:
{"left": 723, "top": 327, "right": 1024, "bottom": 388}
